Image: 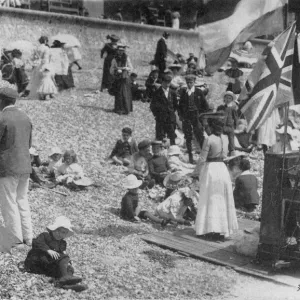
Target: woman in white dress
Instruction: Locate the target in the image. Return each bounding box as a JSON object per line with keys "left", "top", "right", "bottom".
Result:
{"left": 27, "top": 36, "right": 51, "bottom": 100}
{"left": 194, "top": 116, "right": 238, "bottom": 240}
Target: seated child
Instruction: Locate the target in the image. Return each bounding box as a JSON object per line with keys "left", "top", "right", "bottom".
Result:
{"left": 233, "top": 158, "right": 259, "bottom": 212}
{"left": 110, "top": 127, "right": 138, "bottom": 166}
{"left": 144, "top": 69, "right": 160, "bottom": 102}
{"left": 24, "top": 216, "right": 88, "bottom": 292}
{"left": 130, "top": 72, "right": 145, "bottom": 101}
{"left": 156, "top": 186, "right": 197, "bottom": 225}
{"left": 225, "top": 57, "right": 243, "bottom": 94}
{"left": 56, "top": 150, "right": 93, "bottom": 189}
{"left": 148, "top": 140, "right": 171, "bottom": 184}
{"left": 120, "top": 175, "right": 167, "bottom": 226}
{"left": 217, "top": 91, "right": 238, "bottom": 157}
{"left": 167, "top": 145, "right": 194, "bottom": 175}
{"left": 127, "top": 139, "right": 155, "bottom": 190}
{"left": 41, "top": 147, "right": 63, "bottom": 176}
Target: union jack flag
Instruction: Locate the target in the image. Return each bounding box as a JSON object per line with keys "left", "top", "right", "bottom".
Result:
{"left": 238, "top": 22, "right": 296, "bottom": 133}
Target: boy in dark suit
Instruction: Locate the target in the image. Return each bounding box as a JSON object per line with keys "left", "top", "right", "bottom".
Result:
{"left": 150, "top": 74, "right": 178, "bottom": 145}
{"left": 217, "top": 91, "right": 238, "bottom": 157}
{"left": 178, "top": 74, "right": 210, "bottom": 163}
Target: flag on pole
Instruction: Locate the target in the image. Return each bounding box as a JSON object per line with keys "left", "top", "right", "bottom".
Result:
{"left": 197, "top": 0, "right": 287, "bottom": 73}
{"left": 238, "top": 23, "right": 296, "bottom": 133}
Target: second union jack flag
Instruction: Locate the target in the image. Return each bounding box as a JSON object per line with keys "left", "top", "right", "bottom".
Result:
{"left": 238, "top": 23, "right": 296, "bottom": 133}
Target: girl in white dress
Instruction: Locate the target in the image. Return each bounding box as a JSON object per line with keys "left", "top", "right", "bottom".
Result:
{"left": 194, "top": 117, "right": 238, "bottom": 240}
{"left": 37, "top": 64, "right": 57, "bottom": 100}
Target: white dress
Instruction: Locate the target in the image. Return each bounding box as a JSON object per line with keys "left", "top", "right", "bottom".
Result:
{"left": 37, "top": 70, "right": 57, "bottom": 95}
{"left": 28, "top": 44, "right": 51, "bottom": 99}
{"left": 194, "top": 134, "right": 238, "bottom": 237}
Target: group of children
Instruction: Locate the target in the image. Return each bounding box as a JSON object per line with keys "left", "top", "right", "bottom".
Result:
{"left": 30, "top": 147, "right": 93, "bottom": 190}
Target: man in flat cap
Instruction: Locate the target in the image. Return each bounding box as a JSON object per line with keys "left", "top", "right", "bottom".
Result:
{"left": 0, "top": 88, "right": 33, "bottom": 247}
{"left": 150, "top": 74, "right": 178, "bottom": 146}
{"left": 178, "top": 74, "right": 210, "bottom": 163}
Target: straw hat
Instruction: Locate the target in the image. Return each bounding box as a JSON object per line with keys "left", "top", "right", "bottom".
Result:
{"left": 168, "top": 63, "right": 182, "bottom": 70}
{"left": 223, "top": 91, "right": 236, "bottom": 102}
{"left": 123, "top": 174, "right": 142, "bottom": 189}
{"left": 74, "top": 177, "right": 94, "bottom": 187}
{"left": 47, "top": 216, "right": 74, "bottom": 238}
{"left": 163, "top": 171, "right": 184, "bottom": 188}
{"left": 49, "top": 146, "right": 63, "bottom": 157}
{"left": 168, "top": 145, "right": 181, "bottom": 156}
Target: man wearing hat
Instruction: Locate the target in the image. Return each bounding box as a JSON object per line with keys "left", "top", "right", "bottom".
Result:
{"left": 0, "top": 87, "right": 33, "bottom": 246}
{"left": 128, "top": 139, "right": 155, "bottom": 189}
{"left": 186, "top": 53, "right": 198, "bottom": 65}
{"left": 150, "top": 73, "right": 178, "bottom": 145}
{"left": 217, "top": 91, "right": 238, "bottom": 156}
{"left": 178, "top": 74, "right": 210, "bottom": 163}
{"left": 154, "top": 32, "right": 170, "bottom": 79}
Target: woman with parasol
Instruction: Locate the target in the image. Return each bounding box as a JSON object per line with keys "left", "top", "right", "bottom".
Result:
{"left": 110, "top": 44, "right": 133, "bottom": 115}
{"left": 100, "top": 34, "right": 119, "bottom": 92}
{"left": 27, "top": 36, "right": 51, "bottom": 99}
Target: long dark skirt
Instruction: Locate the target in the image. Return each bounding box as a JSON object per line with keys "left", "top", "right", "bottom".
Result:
{"left": 114, "top": 77, "right": 133, "bottom": 115}
{"left": 101, "top": 56, "right": 114, "bottom": 91}
{"left": 55, "top": 66, "right": 75, "bottom": 91}
{"left": 14, "top": 67, "right": 29, "bottom": 93}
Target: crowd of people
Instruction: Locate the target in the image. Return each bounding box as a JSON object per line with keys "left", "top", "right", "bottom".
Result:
{"left": 0, "top": 35, "right": 81, "bottom": 100}
{"left": 0, "top": 27, "right": 296, "bottom": 294}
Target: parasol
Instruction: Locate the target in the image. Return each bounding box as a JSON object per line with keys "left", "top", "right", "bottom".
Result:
{"left": 6, "top": 40, "right": 37, "bottom": 62}
{"left": 49, "top": 34, "right": 81, "bottom": 48}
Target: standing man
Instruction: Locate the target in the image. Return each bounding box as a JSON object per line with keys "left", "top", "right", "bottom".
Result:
{"left": 150, "top": 74, "right": 178, "bottom": 145}
{"left": 178, "top": 75, "right": 210, "bottom": 163}
{"left": 154, "top": 31, "right": 170, "bottom": 79}
{"left": 0, "top": 88, "right": 33, "bottom": 246}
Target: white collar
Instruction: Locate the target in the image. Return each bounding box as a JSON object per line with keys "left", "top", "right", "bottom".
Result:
{"left": 2, "top": 105, "right": 15, "bottom": 112}
{"left": 122, "top": 137, "right": 132, "bottom": 143}
{"left": 187, "top": 86, "right": 195, "bottom": 93}
{"left": 240, "top": 170, "right": 251, "bottom": 176}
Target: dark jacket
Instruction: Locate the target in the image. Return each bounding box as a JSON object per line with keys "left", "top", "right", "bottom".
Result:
{"left": 110, "top": 138, "right": 138, "bottom": 159}
{"left": 217, "top": 104, "right": 238, "bottom": 132}
{"left": 150, "top": 86, "right": 178, "bottom": 123}
{"left": 234, "top": 173, "right": 259, "bottom": 206}
{"left": 178, "top": 87, "right": 209, "bottom": 118}
{"left": 154, "top": 38, "right": 167, "bottom": 65}
{"left": 120, "top": 191, "right": 139, "bottom": 220}
{"left": 0, "top": 106, "right": 32, "bottom": 177}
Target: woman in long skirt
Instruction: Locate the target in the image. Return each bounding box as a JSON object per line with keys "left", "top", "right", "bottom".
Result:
{"left": 28, "top": 36, "right": 51, "bottom": 99}
{"left": 100, "top": 34, "right": 119, "bottom": 92}
{"left": 194, "top": 116, "right": 238, "bottom": 240}
{"left": 110, "top": 45, "right": 133, "bottom": 115}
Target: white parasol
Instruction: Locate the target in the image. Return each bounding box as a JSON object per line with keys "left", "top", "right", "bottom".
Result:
{"left": 6, "top": 40, "right": 37, "bottom": 62}
{"left": 49, "top": 34, "right": 81, "bottom": 48}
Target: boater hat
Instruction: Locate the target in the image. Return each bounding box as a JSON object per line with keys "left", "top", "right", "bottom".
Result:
{"left": 0, "top": 87, "right": 19, "bottom": 101}
{"left": 123, "top": 174, "right": 142, "bottom": 189}
{"left": 168, "top": 145, "right": 181, "bottom": 156}
{"left": 47, "top": 216, "right": 74, "bottom": 238}
{"left": 49, "top": 146, "right": 63, "bottom": 157}
{"left": 163, "top": 171, "right": 184, "bottom": 188}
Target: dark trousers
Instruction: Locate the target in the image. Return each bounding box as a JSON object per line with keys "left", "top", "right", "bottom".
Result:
{"left": 157, "top": 60, "right": 166, "bottom": 81}
{"left": 155, "top": 120, "right": 176, "bottom": 145}
{"left": 182, "top": 111, "right": 204, "bottom": 153}
{"left": 223, "top": 126, "right": 235, "bottom": 153}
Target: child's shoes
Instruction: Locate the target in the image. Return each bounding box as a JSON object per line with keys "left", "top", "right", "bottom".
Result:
{"left": 62, "top": 283, "right": 88, "bottom": 292}
{"left": 58, "top": 275, "right": 82, "bottom": 285}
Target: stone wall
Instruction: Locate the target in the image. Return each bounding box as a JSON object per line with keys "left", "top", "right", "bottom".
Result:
{"left": 0, "top": 8, "right": 200, "bottom": 89}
